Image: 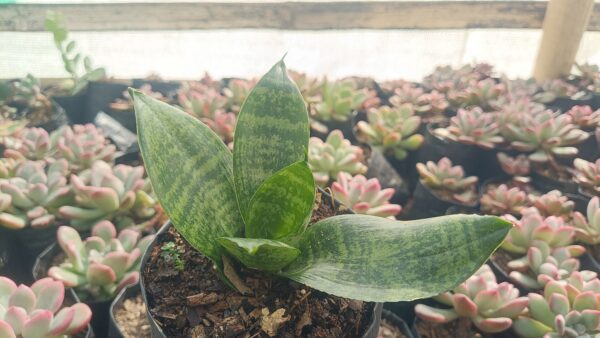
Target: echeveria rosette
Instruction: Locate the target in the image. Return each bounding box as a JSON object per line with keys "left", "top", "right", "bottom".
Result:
{"left": 0, "top": 276, "right": 92, "bottom": 338}
{"left": 448, "top": 78, "right": 505, "bottom": 111}
{"left": 308, "top": 130, "right": 367, "bottom": 187}
{"left": 388, "top": 83, "right": 448, "bottom": 119}
{"left": 480, "top": 184, "right": 529, "bottom": 216}
{"left": 310, "top": 79, "right": 365, "bottom": 123}
{"left": 0, "top": 160, "right": 72, "bottom": 230}
{"left": 331, "top": 172, "right": 401, "bottom": 219}
{"left": 3, "top": 127, "right": 52, "bottom": 161}
{"left": 223, "top": 78, "right": 256, "bottom": 114}
{"left": 513, "top": 276, "right": 600, "bottom": 338}
{"left": 497, "top": 152, "right": 531, "bottom": 178}
{"left": 51, "top": 124, "right": 117, "bottom": 173}
{"left": 435, "top": 107, "right": 503, "bottom": 150}
{"left": 415, "top": 265, "right": 528, "bottom": 333}
{"left": 355, "top": 105, "right": 423, "bottom": 160}
{"left": 572, "top": 197, "right": 600, "bottom": 245}
{"left": 177, "top": 81, "right": 227, "bottom": 119}
{"left": 529, "top": 190, "right": 575, "bottom": 221}
{"left": 416, "top": 157, "right": 479, "bottom": 205}
{"left": 501, "top": 208, "right": 578, "bottom": 255}
{"left": 566, "top": 105, "right": 600, "bottom": 131}
{"left": 48, "top": 221, "right": 154, "bottom": 301}
{"left": 58, "top": 161, "right": 156, "bottom": 230}
{"left": 507, "top": 241, "right": 593, "bottom": 290}
{"left": 573, "top": 158, "right": 600, "bottom": 197}
{"left": 132, "top": 59, "right": 511, "bottom": 303}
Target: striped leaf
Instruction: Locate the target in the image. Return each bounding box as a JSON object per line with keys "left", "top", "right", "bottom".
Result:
{"left": 245, "top": 161, "right": 315, "bottom": 240}
{"left": 281, "top": 214, "right": 511, "bottom": 302}
{"left": 218, "top": 237, "right": 300, "bottom": 273}
{"left": 233, "top": 59, "right": 310, "bottom": 219}
{"left": 132, "top": 90, "right": 244, "bottom": 266}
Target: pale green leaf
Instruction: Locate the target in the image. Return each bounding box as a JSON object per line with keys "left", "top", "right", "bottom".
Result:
{"left": 281, "top": 214, "right": 511, "bottom": 302}
{"left": 218, "top": 237, "right": 300, "bottom": 273}
{"left": 245, "top": 161, "right": 315, "bottom": 240}
{"left": 233, "top": 59, "right": 310, "bottom": 219}
{"left": 132, "top": 90, "right": 244, "bottom": 267}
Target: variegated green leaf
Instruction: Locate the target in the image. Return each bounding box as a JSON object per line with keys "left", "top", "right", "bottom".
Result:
{"left": 132, "top": 90, "right": 244, "bottom": 266}
{"left": 218, "top": 237, "right": 300, "bottom": 272}
{"left": 246, "top": 161, "right": 315, "bottom": 240}
{"left": 281, "top": 214, "right": 511, "bottom": 302}
{"left": 233, "top": 60, "right": 310, "bottom": 219}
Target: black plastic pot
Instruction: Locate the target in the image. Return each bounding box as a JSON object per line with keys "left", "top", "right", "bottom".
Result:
{"left": 403, "top": 180, "right": 479, "bottom": 220}
{"left": 530, "top": 170, "right": 578, "bottom": 194}
{"left": 365, "top": 146, "right": 411, "bottom": 205}
{"left": 28, "top": 101, "right": 70, "bottom": 133}
{"left": 109, "top": 283, "right": 143, "bottom": 338}
{"left": 487, "top": 258, "right": 533, "bottom": 296}
{"left": 591, "top": 93, "right": 600, "bottom": 110}
{"left": 131, "top": 79, "right": 180, "bottom": 96}
{"left": 576, "top": 131, "right": 599, "bottom": 162}
{"left": 546, "top": 95, "right": 593, "bottom": 113}
{"left": 580, "top": 249, "right": 600, "bottom": 274}
{"left": 141, "top": 191, "right": 383, "bottom": 338}
{"left": 33, "top": 243, "right": 111, "bottom": 338}
{"left": 86, "top": 81, "right": 131, "bottom": 124}
{"left": 310, "top": 113, "right": 357, "bottom": 143}
{"left": 380, "top": 309, "right": 414, "bottom": 338}
{"left": 53, "top": 90, "right": 88, "bottom": 124}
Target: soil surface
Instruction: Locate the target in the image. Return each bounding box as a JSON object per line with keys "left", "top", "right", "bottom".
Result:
{"left": 142, "top": 192, "right": 373, "bottom": 338}
{"left": 414, "top": 317, "right": 491, "bottom": 338}
{"left": 378, "top": 319, "right": 406, "bottom": 338}
{"left": 114, "top": 294, "right": 151, "bottom": 338}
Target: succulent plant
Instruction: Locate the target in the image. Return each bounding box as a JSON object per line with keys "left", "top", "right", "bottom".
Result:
{"left": 416, "top": 157, "right": 478, "bottom": 205}
{"left": 415, "top": 265, "right": 528, "bottom": 333}
{"left": 59, "top": 161, "right": 156, "bottom": 230}
{"left": 0, "top": 117, "right": 27, "bottom": 138}
{"left": 513, "top": 276, "right": 600, "bottom": 337}
{"left": 3, "top": 127, "right": 52, "bottom": 161}
{"left": 288, "top": 70, "right": 323, "bottom": 103}
{"left": 529, "top": 190, "right": 575, "bottom": 220}
{"left": 565, "top": 105, "right": 600, "bottom": 131}
{"left": 506, "top": 110, "right": 589, "bottom": 164}
{"left": 109, "top": 84, "right": 167, "bottom": 112}
{"left": 480, "top": 184, "right": 529, "bottom": 216}
{"left": 449, "top": 78, "right": 505, "bottom": 111}
{"left": 497, "top": 152, "right": 531, "bottom": 178}
{"left": 177, "top": 81, "right": 227, "bottom": 119}
{"left": 51, "top": 124, "right": 118, "bottom": 173}
{"left": 0, "top": 160, "right": 71, "bottom": 230}
{"left": 199, "top": 110, "right": 236, "bottom": 147}
{"left": 533, "top": 79, "right": 579, "bottom": 104}
{"left": 0, "top": 158, "right": 21, "bottom": 179}
{"left": 508, "top": 241, "right": 592, "bottom": 290}
{"left": 422, "top": 63, "right": 493, "bottom": 94}
{"left": 0, "top": 276, "right": 92, "bottom": 338}
{"left": 573, "top": 158, "right": 600, "bottom": 196}
{"left": 223, "top": 78, "right": 255, "bottom": 113}
{"left": 308, "top": 130, "right": 367, "bottom": 186}
{"left": 495, "top": 97, "right": 546, "bottom": 141}
{"left": 388, "top": 83, "right": 448, "bottom": 119}
{"left": 355, "top": 105, "right": 423, "bottom": 160}
{"left": 501, "top": 208, "right": 577, "bottom": 255}
{"left": 0, "top": 75, "right": 56, "bottom": 126}
{"left": 311, "top": 80, "right": 365, "bottom": 122}
{"left": 434, "top": 107, "right": 503, "bottom": 150}
{"left": 572, "top": 197, "right": 600, "bottom": 245}
{"left": 48, "top": 222, "right": 154, "bottom": 300}
{"left": 330, "top": 172, "right": 401, "bottom": 219}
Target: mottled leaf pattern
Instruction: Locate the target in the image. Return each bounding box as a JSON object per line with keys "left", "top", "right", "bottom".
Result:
{"left": 233, "top": 60, "right": 310, "bottom": 219}
{"left": 281, "top": 214, "right": 511, "bottom": 302}
{"left": 245, "top": 161, "right": 315, "bottom": 240}
{"left": 132, "top": 90, "right": 244, "bottom": 266}
{"left": 219, "top": 237, "right": 300, "bottom": 272}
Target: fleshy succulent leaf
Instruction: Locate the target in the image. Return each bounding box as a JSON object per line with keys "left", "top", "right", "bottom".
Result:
{"left": 218, "top": 237, "right": 301, "bottom": 273}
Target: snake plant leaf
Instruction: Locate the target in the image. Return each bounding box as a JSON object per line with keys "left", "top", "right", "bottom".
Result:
{"left": 132, "top": 90, "right": 243, "bottom": 267}
{"left": 281, "top": 214, "right": 511, "bottom": 302}
{"left": 218, "top": 237, "right": 300, "bottom": 273}
{"left": 233, "top": 59, "right": 310, "bottom": 220}
{"left": 245, "top": 161, "right": 315, "bottom": 240}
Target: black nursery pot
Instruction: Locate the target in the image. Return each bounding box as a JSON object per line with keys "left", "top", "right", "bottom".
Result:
{"left": 109, "top": 283, "right": 142, "bottom": 338}
{"left": 310, "top": 113, "right": 357, "bottom": 143}
{"left": 53, "top": 89, "right": 88, "bottom": 124}
{"left": 403, "top": 180, "right": 478, "bottom": 220}
{"left": 33, "top": 243, "right": 111, "bottom": 338}
{"left": 380, "top": 309, "right": 414, "bottom": 338}
{"left": 576, "top": 131, "right": 599, "bottom": 162}
{"left": 132, "top": 79, "right": 181, "bottom": 95}
{"left": 546, "top": 95, "right": 593, "bottom": 113}
{"left": 364, "top": 146, "right": 411, "bottom": 205}
{"left": 579, "top": 249, "right": 600, "bottom": 274}
{"left": 86, "top": 81, "right": 131, "bottom": 124}
{"left": 30, "top": 101, "right": 70, "bottom": 133}
{"left": 530, "top": 170, "right": 579, "bottom": 194}
{"left": 487, "top": 257, "right": 533, "bottom": 296}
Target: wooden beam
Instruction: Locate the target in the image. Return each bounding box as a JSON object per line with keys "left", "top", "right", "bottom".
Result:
{"left": 533, "top": 0, "right": 595, "bottom": 81}
{"left": 0, "top": 1, "right": 588, "bottom": 32}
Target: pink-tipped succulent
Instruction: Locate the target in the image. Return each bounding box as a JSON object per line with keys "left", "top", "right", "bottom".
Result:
{"left": 48, "top": 222, "right": 154, "bottom": 300}
{"left": 508, "top": 241, "right": 592, "bottom": 290}
{"left": 223, "top": 78, "right": 255, "bottom": 114}
{"left": 513, "top": 276, "right": 600, "bottom": 337}
{"left": 0, "top": 158, "right": 20, "bottom": 179}
{"left": 572, "top": 197, "right": 600, "bottom": 245}
{"left": 388, "top": 83, "right": 448, "bottom": 120}
{"left": 177, "top": 81, "right": 227, "bottom": 119}
{"left": 533, "top": 78, "right": 579, "bottom": 104}
{"left": 497, "top": 152, "right": 531, "bottom": 178}
{"left": 501, "top": 208, "right": 577, "bottom": 255}
{"left": 434, "top": 107, "right": 503, "bottom": 150}
{"left": 449, "top": 78, "right": 505, "bottom": 111}
{"left": 0, "top": 276, "right": 92, "bottom": 338}
{"left": 573, "top": 158, "right": 600, "bottom": 196}
{"left": 3, "top": 127, "right": 52, "bottom": 161}
{"left": 0, "top": 160, "right": 71, "bottom": 230}
{"left": 416, "top": 157, "right": 479, "bottom": 205}
{"left": 415, "top": 265, "right": 528, "bottom": 333}
{"left": 566, "top": 105, "right": 600, "bottom": 131}
{"left": 528, "top": 190, "right": 575, "bottom": 220}
{"left": 59, "top": 161, "right": 156, "bottom": 230}
{"left": 51, "top": 124, "right": 118, "bottom": 172}
{"left": 330, "top": 172, "right": 402, "bottom": 219}
{"left": 310, "top": 79, "right": 365, "bottom": 123}
{"left": 110, "top": 84, "right": 168, "bottom": 112}
{"left": 308, "top": 130, "right": 367, "bottom": 187}
{"left": 199, "top": 110, "right": 236, "bottom": 147}
{"left": 480, "top": 184, "right": 529, "bottom": 216}
{"left": 355, "top": 105, "right": 423, "bottom": 160}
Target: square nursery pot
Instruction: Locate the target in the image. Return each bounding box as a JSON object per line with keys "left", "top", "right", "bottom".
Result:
{"left": 33, "top": 243, "right": 110, "bottom": 338}
{"left": 109, "top": 283, "right": 151, "bottom": 338}
{"left": 52, "top": 89, "right": 88, "bottom": 125}
{"left": 140, "top": 189, "right": 383, "bottom": 338}
{"left": 86, "top": 80, "right": 131, "bottom": 124}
